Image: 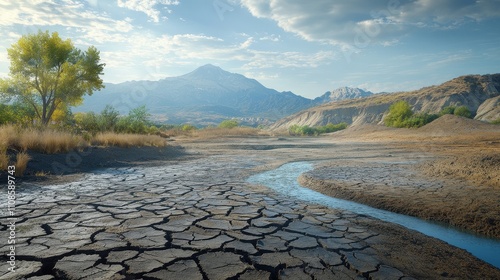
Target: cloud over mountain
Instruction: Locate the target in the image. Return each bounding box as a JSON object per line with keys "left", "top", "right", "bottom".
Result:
{"left": 240, "top": 0, "right": 500, "bottom": 47}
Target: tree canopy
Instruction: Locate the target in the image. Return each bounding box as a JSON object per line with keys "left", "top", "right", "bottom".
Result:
{"left": 0, "top": 30, "right": 105, "bottom": 125}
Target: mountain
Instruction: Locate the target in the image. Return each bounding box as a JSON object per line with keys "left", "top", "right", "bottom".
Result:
{"left": 314, "top": 87, "right": 373, "bottom": 103}
{"left": 76, "top": 64, "right": 314, "bottom": 126}
{"left": 271, "top": 74, "right": 500, "bottom": 130}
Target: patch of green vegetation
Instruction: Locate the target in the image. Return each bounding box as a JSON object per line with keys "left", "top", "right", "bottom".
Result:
{"left": 74, "top": 105, "right": 158, "bottom": 135}
{"left": 491, "top": 119, "right": 500, "bottom": 125}
{"left": 218, "top": 119, "right": 239, "bottom": 129}
{"left": 384, "top": 101, "right": 439, "bottom": 128}
{"left": 439, "top": 105, "right": 472, "bottom": 118}
{"left": 289, "top": 122, "right": 347, "bottom": 136}
{"left": 181, "top": 124, "right": 197, "bottom": 131}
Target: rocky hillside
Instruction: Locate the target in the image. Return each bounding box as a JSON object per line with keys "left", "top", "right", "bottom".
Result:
{"left": 271, "top": 74, "right": 500, "bottom": 129}
{"left": 314, "top": 87, "right": 373, "bottom": 103}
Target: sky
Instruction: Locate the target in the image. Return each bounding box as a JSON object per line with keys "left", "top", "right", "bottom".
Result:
{"left": 1, "top": 0, "right": 500, "bottom": 99}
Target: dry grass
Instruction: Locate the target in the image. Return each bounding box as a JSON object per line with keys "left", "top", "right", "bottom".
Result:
{"left": 15, "top": 152, "right": 31, "bottom": 177}
{"left": 18, "top": 129, "right": 86, "bottom": 154}
{"left": 92, "top": 132, "right": 168, "bottom": 148}
{"left": 0, "top": 147, "right": 9, "bottom": 171}
{"left": 191, "top": 127, "right": 269, "bottom": 139}
{"left": 0, "top": 125, "right": 19, "bottom": 148}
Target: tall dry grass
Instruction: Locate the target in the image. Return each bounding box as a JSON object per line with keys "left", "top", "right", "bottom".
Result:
{"left": 191, "top": 127, "right": 268, "bottom": 139}
{"left": 15, "top": 152, "right": 31, "bottom": 177}
{"left": 92, "top": 132, "right": 168, "bottom": 148}
{"left": 0, "top": 147, "right": 9, "bottom": 171}
{"left": 0, "top": 125, "right": 19, "bottom": 148}
{"left": 1, "top": 125, "right": 86, "bottom": 154}
{"left": 18, "top": 129, "right": 86, "bottom": 154}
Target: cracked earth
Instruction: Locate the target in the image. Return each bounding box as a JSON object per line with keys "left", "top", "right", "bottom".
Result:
{"left": 1, "top": 137, "right": 499, "bottom": 279}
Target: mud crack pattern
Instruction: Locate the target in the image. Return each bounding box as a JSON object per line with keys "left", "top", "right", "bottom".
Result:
{"left": 2, "top": 157, "right": 422, "bottom": 279}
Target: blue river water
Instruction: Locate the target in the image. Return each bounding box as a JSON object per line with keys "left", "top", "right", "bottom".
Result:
{"left": 246, "top": 161, "right": 500, "bottom": 269}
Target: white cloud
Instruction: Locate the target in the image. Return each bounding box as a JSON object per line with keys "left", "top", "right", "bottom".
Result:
{"left": 240, "top": 0, "right": 500, "bottom": 47}
{"left": 0, "top": 1, "right": 134, "bottom": 33}
{"left": 240, "top": 37, "right": 254, "bottom": 49}
{"left": 259, "top": 34, "right": 280, "bottom": 42}
{"left": 116, "top": 0, "right": 179, "bottom": 22}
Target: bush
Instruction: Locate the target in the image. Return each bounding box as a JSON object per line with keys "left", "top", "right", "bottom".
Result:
{"left": 439, "top": 105, "right": 472, "bottom": 119}
{"left": 403, "top": 113, "right": 439, "bottom": 128}
{"left": 99, "top": 105, "right": 120, "bottom": 131}
{"left": 384, "top": 101, "right": 439, "bottom": 128}
{"left": 218, "top": 119, "right": 239, "bottom": 129}
{"left": 181, "top": 124, "right": 197, "bottom": 132}
{"left": 454, "top": 106, "right": 472, "bottom": 118}
{"left": 75, "top": 112, "right": 100, "bottom": 133}
{"left": 384, "top": 101, "right": 414, "bottom": 128}
{"left": 439, "top": 106, "right": 456, "bottom": 116}
{"left": 491, "top": 119, "right": 500, "bottom": 125}
{"left": 289, "top": 122, "right": 348, "bottom": 136}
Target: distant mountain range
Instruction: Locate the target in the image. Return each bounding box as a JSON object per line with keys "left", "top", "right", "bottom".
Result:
{"left": 76, "top": 64, "right": 371, "bottom": 126}
{"left": 76, "top": 64, "right": 310, "bottom": 125}
{"left": 271, "top": 74, "right": 500, "bottom": 130}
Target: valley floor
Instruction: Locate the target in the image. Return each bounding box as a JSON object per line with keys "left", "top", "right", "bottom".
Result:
{"left": 3, "top": 125, "right": 499, "bottom": 279}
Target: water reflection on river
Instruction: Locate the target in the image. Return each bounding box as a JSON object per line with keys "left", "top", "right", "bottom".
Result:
{"left": 247, "top": 161, "right": 500, "bottom": 269}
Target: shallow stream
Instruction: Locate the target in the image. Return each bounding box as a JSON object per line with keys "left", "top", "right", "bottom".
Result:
{"left": 247, "top": 161, "right": 500, "bottom": 269}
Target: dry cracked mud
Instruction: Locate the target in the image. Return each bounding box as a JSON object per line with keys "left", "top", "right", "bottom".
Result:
{"left": 1, "top": 137, "right": 500, "bottom": 279}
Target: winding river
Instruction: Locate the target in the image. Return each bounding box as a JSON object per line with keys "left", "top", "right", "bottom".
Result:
{"left": 247, "top": 161, "right": 500, "bottom": 269}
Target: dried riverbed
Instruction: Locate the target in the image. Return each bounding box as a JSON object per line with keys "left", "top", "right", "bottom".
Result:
{"left": 1, "top": 136, "right": 499, "bottom": 279}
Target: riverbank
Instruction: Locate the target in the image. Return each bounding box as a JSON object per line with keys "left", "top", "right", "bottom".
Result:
{"left": 297, "top": 117, "right": 500, "bottom": 238}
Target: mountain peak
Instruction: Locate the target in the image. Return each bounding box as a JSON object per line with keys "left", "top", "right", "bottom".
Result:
{"left": 314, "top": 87, "right": 373, "bottom": 103}
{"left": 184, "top": 64, "right": 227, "bottom": 79}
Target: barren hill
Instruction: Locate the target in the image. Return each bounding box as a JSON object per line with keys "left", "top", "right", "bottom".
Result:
{"left": 271, "top": 74, "right": 500, "bottom": 129}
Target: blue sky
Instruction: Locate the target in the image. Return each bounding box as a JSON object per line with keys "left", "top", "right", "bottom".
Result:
{"left": 1, "top": 0, "right": 499, "bottom": 99}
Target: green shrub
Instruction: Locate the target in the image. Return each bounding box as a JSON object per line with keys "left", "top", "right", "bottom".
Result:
{"left": 115, "top": 105, "right": 152, "bottom": 134}
{"left": 181, "top": 124, "right": 197, "bottom": 131}
{"left": 403, "top": 113, "right": 439, "bottom": 128}
{"left": 439, "top": 106, "right": 456, "bottom": 116}
{"left": 491, "top": 119, "right": 500, "bottom": 125}
{"left": 75, "top": 112, "right": 100, "bottom": 133}
{"left": 289, "top": 122, "right": 348, "bottom": 136}
{"left": 218, "top": 119, "right": 239, "bottom": 129}
{"left": 453, "top": 106, "right": 472, "bottom": 118}
{"left": 98, "top": 105, "right": 120, "bottom": 131}
{"left": 384, "top": 101, "right": 414, "bottom": 128}
{"left": 384, "top": 101, "right": 439, "bottom": 128}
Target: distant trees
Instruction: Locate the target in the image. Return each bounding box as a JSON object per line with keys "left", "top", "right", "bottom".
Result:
{"left": 74, "top": 105, "right": 158, "bottom": 135}
{"left": 384, "top": 101, "right": 473, "bottom": 128}
{"left": 289, "top": 122, "right": 348, "bottom": 136}
{"left": 0, "top": 30, "right": 105, "bottom": 125}
{"left": 218, "top": 119, "right": 239, "bottom": 129}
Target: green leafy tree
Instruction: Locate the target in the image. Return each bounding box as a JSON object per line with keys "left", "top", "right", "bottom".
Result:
{"left": 218, "top": 119, "right": 239, "bottom": 129}
{"left": 98, "top": 105, "right": 120, "bottom": 131}
{"left": 116, "top": 105, "right": 151, "bottom": 134}
{"left": 0, "top": 30, "right": 105, "bottom": 125}
{"left": 384, "top": 101, "right": 414, "bottom": 128}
